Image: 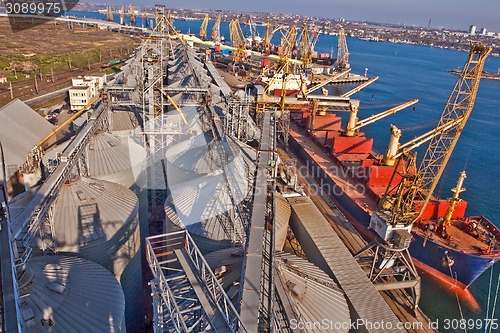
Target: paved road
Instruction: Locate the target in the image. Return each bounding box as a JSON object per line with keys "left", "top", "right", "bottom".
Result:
{"left": 24, "top": 86, "right": 70, "bottom": 107}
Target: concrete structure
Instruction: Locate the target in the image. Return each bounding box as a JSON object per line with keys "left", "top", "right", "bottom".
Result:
{"left": 69, "top": 75, "right": 106, "bottom": 110}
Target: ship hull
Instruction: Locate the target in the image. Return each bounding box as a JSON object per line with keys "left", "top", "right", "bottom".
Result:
{"left": 289, "top": 134, "right": 497, "bottom": 288}
{"left": 410, "top": 233, "right": 497, "bottom": 288}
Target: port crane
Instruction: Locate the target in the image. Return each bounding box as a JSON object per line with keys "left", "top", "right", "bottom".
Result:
{"left": 336, "top": 26, "right": 350, "bottom": 69}
{"left": 244, "top": 16, "right": 260, "bottom": 46}
{"left": 199, "top": 14, "right": 209, "bottom": 39}
{"left": 106, "top": 5, "right": 113, "bottom": 22}
{"left": 297, "top": 25, "right": 318, "bottom": 69}
{"left": 129, "top": 4, "right": 135, "bottom": 26}
{"left": 356, "top": 41, "right": 491, "bottom": 308}
{"left": 229, "top": 19, "right": 247, "bottom": 62}
{"left": 119, "top": 6, "right": 125, "bottom": 25}
{"left": 211, "top": 14, "right": 222, "bottom": 44}
{"left": 380, "top": 41, "right": 491, "bottom": 222}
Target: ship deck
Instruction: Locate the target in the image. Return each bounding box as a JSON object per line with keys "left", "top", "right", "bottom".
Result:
{"left": 289, "top": 123, "right": 379, "bottom": 213}
{"left": 413, "top": 220, "right": 500, "bottom": 257}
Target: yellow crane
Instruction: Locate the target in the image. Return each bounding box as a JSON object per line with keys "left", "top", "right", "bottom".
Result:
{"left": 298, "top": 25, "right": 313, "bottom": 68}
{"left": 211, "top": 14, "right": 222, "bottom": 43}
{"left": 336, "top": 26, "right": 350, "bottom": 69}
{"left": 106, "top": 5, "right": 113, "bottom": 22}
{"left": 378, "top": 41, "right": 491, "bottom": 229}
{"left": 199, "top": 14, "right": 209, "bottom": 39}
{"left": 129, "top": 4, "right": 135, "bottom": 26}
{"left": 119, "top": 6, "right": 125, "bottom": 25}
{"left": 229, "top": 19, "right": 247, "bottom": 62}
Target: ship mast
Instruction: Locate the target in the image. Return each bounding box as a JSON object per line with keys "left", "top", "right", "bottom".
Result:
{"left": 442, "top": 171, "right": 466, "bottom": 226}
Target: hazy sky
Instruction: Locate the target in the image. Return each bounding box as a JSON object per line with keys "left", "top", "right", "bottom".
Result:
{"left": 110, "top": 0, "right": 500, "bottom": 32}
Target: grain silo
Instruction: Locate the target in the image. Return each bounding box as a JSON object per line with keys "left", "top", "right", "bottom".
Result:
{"left": 41, "top": 175, "right": 142, "bottom": 332}
{"left": 86, "top": 131, "right": 147, "bottom": 189}
{"left": 164, "top": 134, "right": 251, "bottom": 252}
{"left": 19, "top": 255, "right": 125, "bottom": 333}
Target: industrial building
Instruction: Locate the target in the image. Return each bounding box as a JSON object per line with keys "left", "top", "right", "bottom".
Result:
{"left": 69, "top": 75, "right": 106, "bottom": 110}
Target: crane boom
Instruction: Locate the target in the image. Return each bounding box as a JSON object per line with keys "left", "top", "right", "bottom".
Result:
{"left": 349, "top": 99, "right": 418, "bottom": 133}
{"left": 415, "top": 41, "right": 491, "bottom": 218}
{"left": 303, "top": 69, "right": 351, "bottom": 95}
{"left": 336, "top": 26, "right": 350, "bottom": 69}
{"left": 377, "top": 41, "right": 491, "bottom": 231}
{"left": 199, "top": 14, "right": 209, "bottom": 39}
{"left": 211, "top": 14, "right": 221, "bottom": 42}
{"left": 341, "top": 76, "right": 379, "bottom": 97}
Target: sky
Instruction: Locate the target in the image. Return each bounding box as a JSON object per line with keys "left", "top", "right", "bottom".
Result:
{"left": 108, "top": 0, "right": 500, "bottom": 32}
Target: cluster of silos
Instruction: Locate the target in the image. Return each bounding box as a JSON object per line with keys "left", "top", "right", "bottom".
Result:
{"left": 33, "top": 175, "right": 142, "bottom": 331}
{"left": 19, "top": 255, "right": 126, "bottom": 332}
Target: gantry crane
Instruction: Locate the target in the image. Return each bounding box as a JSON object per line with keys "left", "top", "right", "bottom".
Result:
{"left": 119, "top": 6, "right": 125, "bottom": 25}
{"left": 261, "top": 21, "right": 273, "bottom": 54}
{"left": 245, "top": 16, "right": 260, "bottom": 46}
{"left": 129, "top": 4, "right": 135, "bottom": 26}
{"left": 199, "top": 14, "right": 209, "bottom": 39}
{"left": 356, "top": 41, "right": 491, "bottom": 308}
{"left": 336, "top": 26, "right": 350, "bottom": 69}
{"left": 229, "top": 19, "right": 247, "bottom": 62}
{"left": 106, "top": 5, "right": 113, "bottom": 22}
{"left": 211, "top": 14, "right": 221, "bottom": 44}
{"left": 298, "top": 25, "right": 314, "bottom": 69}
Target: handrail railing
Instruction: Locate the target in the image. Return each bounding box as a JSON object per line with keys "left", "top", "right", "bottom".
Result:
{"left": 146, "top": 231, "right": 248, "bottom": 333}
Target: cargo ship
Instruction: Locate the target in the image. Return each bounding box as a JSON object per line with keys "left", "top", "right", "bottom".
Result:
{"left": 269, "top": 44, "right": 500, "bottom": 289}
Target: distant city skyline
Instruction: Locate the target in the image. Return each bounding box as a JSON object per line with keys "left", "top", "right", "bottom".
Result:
{"left": 105, "top": 0, "right": 500, "bottom": 32}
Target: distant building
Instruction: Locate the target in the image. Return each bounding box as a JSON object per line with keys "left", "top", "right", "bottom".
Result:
{"left": 469, "top": 25, "right": 476, "bottom": 35}
{"left": 480, "top": 27, "right": 487, "bottom": 35}
{"left": 69, "top": 74, "right": 106, "bottom": 111}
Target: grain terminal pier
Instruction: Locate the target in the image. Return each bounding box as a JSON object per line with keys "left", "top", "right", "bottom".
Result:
{"left": 2, "top": 6, "right": 495, "bottom": 333}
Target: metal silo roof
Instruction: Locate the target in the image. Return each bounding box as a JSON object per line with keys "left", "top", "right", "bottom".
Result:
{"left": 276, "top": 252, "right": 351, "bottom": 333}
{"left": 109, "top": 109, "right": 141, "bottom": 134}
{"left": 50, "top": 176, "right": 138, "bottom": 255}
{"left": 20, "top": 255, "right": 125, "bottom": 333}
{"left": 45, "top": 176, "right": 142, "bottom": 331}
{"left": 275, "top": 193, "right": 291, "bottom": 251}
{"left": 164, "top": 172, "right": 245, "bottom": 241}
{"left": 0, "top": 99, "right": 54, "bottom": 181}
{"left": 86, "top": 132, "right": 147, "bottom": 188}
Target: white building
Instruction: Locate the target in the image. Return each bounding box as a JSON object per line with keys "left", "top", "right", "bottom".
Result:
{"left": 469, "top": 25, "right": 476, "bottom": 35}
{"left": 480, "top": 27, "right": 487, "bottom": 35}
{"left": 69, "top": 75, "right": 106, "bottom": 110}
